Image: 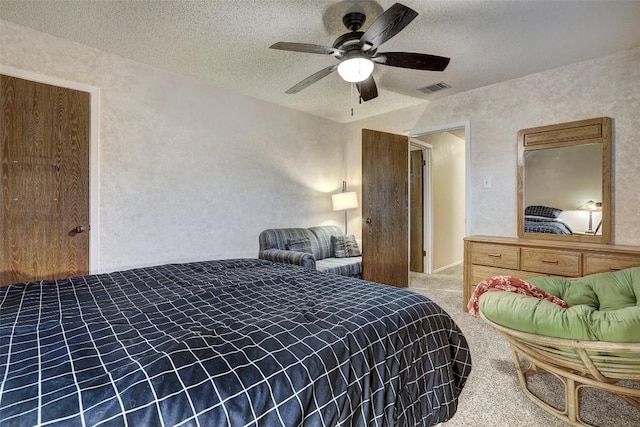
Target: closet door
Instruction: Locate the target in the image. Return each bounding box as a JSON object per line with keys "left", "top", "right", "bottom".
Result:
{"left": 1, "top": 74, "right": 90, "bottom": 286}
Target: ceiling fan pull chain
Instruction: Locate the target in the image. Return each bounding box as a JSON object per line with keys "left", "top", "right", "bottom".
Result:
{"left": 350, "top": 82, "right": 354, "bottom": 116}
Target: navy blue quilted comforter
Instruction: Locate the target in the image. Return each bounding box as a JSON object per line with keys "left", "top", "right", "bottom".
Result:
{"left": 524, "top": 216, "right": 573, "bottom": 235}
{"left": 0, "top": 259, "right": 471, "bottom": 426}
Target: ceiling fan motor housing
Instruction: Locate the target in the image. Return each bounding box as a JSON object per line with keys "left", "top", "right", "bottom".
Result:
{"left": 333, "top": 31, "right": 367, "bottom": 56}
{"left": 334, "top": 11, "right": 370, "bottom": 56}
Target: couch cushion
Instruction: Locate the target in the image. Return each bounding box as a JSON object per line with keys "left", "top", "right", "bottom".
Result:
{"left": 331, "top": 234, "right": 361, "bottom": 258}
{"left": 315, "top": 256, "right": 362, "bottom": 277}
{"left": 479, "top": 267, "right": 640, "bottom": 342}
{"left": 308, "top": 225, "right": 344, "bottom": 260}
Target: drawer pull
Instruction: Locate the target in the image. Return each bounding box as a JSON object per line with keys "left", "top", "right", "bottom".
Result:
{"left": 542, "top": 259, "right": 559, "bottom": 264}
{"left": 610, "top": 267, "right": 621, "bottom": 271}
{"left": 487, "top": 253, "right": 502, "bottom": 258}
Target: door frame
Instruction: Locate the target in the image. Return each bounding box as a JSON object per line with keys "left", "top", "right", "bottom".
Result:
{"left": 408, "top": 120, "right": 471, "bottom": 238}
{"left": 1, "top": 64, "right": 101, "bottom": 273}
{"left": 409, "top": 139, "right": 433, "bottom": 274}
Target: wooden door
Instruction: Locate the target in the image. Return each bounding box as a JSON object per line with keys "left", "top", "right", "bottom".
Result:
{"left": 410, "top": 149, "right": 424, "bottom": 272}
{"left": 1, "top": 74, "right": 90, "bottom": 286}
{"left": 362, "top": 129, "right": 408, "bottom": 287}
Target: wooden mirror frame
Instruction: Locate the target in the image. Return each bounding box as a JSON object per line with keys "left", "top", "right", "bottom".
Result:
{"left": 517, "top": 117, "right": 612, "bottom": 243}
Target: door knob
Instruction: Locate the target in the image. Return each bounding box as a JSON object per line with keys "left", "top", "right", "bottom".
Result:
{"left": 74, "top": 226, "right": 85, "bottom": 233}
{"left": 364, "top": 217, "right": 372, "bottom": 224}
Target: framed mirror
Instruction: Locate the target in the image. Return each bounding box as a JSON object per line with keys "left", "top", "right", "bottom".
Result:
{"left": 517, "top": 117, "right": 612, "bottom": 243}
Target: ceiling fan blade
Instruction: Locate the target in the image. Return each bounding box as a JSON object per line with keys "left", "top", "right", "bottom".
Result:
{"left": 285, "top": 65, "right": 338, "bottom": 94}
{"left": 359, "top": 3, "right": 418, "bottom": 51}
{"left": 357, "top": 76, "right": 378, "bottom": 102}
{"left": 270, "top": 42, "right": 343, "bottom": 56}
{"left": 374, "top": 52, "right": 450, "bottom": 71}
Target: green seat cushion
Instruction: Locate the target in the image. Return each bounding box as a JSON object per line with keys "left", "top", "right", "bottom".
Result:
{"left": 479, "top": 267, "right": 640, "bottom": 342}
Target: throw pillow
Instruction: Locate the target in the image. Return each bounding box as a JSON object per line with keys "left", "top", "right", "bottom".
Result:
{"left": 332, "top": 234, "right": 361, "bottom": 258}
{"left": 285, "top": 238, "right": 313, "bottom": 254}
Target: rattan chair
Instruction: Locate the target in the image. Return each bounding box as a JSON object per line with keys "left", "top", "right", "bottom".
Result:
{"left": 482, "top": 313, "right": 640, "bottom": 426}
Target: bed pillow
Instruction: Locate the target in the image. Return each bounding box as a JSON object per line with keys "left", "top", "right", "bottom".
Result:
{"left": 285, "top": 238, "right": 313, "bottom": 254}
{"left": 524, "top": 205, "right": 562, "bottom": 218}
{"left": 332, "top": 234, "right": 361, "bottom": 258}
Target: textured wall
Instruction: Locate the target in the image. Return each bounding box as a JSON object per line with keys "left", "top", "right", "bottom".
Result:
{"left": 346, "top": 47, "right": 640, "bottom": 246}
{"left": 1, "top": 21, "right": 347, "bottom": 272}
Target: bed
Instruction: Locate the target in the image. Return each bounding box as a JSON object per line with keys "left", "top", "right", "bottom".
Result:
{"left": 523, "top": 216, "right": 573, "bottom": 235}
{"left": 0, "top": 258, "right": 471, "bottom": 426}
{"left": 523, "top": 205, "right": 573, "bottom": 235}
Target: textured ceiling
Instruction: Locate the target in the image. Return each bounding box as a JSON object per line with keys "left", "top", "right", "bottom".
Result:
{"left": 2, "top": 0, "right": 640, "bottom": 123}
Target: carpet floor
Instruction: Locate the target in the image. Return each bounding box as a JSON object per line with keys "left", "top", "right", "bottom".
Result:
{"left": 408, "top": 266, "right": 639, "bottom": 426}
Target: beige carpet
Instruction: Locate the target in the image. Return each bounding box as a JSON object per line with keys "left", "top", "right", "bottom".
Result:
{"left": 409, "top": 266, "right": 640, "bottom": 427}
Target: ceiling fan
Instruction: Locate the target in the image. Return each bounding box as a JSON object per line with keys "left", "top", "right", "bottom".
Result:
{"left": 269, "top": 2, "right": 450, "bottom": 102}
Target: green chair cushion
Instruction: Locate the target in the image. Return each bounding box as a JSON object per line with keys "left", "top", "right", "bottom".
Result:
{"left": 479, "top": 267, "right": 640, "bottom": 342}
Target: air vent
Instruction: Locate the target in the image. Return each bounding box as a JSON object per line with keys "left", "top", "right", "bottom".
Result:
{"left": 419, "top": 82, "right": 451, "bottom": 94}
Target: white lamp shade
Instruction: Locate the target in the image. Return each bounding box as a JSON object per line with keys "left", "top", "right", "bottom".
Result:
{"left": 577, "top": 200, "right": 602, "bottom": 211}
{"left": 337, "top": 58, "right": 374, "bottom": 83}
{"left": 332, "top": 191, "right": 358, "bottom": 211}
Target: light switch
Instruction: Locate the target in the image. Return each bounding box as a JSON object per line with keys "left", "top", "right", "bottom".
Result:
{"left": 483, "top": 176, "right": 492, "bottom": 189}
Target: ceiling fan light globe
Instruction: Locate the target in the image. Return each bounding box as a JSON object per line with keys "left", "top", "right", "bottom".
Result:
{"left": 337, "top": 58, "right": 374, "bottom": 82}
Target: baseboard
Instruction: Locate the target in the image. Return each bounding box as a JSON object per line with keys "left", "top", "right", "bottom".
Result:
{"left": 433, "top": 261, "right": 463, "bottom": 274}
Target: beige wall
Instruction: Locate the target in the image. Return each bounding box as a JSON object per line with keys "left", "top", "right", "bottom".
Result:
{"left": 345, "top": 47, "right": 640, "bottom": 246}
{"left": 420, "top": 132, "right": 465, "bottom": 271}
{"left": 1, "top": 21, "right": 348, "bottom": 273}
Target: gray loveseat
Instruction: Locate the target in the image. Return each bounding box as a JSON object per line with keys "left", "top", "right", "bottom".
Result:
{"left": 258, "top": 225, "right": 362, "bottom": 278}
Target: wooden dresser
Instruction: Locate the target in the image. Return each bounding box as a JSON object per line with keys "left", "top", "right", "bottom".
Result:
{"left": 463, "top": 236, "right": 640, "bottom": 311}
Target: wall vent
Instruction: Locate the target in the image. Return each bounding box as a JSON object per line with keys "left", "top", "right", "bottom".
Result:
{"left": 419, "top": 82, "right": 451, "bottom": 94}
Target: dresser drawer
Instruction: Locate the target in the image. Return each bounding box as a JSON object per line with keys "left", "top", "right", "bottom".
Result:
{"left": 470, "top": 243, "right": 519, "bottom": 269}
{"left": 470, "top": 265, "right": 543, "bottom": 287}
{"left": 521, "top": 248, "right": 581, "bottom": 276}
{"left": 584, "top": 254, "right": 640, "bottom": 276}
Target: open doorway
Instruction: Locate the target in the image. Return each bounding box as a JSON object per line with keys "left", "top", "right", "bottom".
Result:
{"left": 409, "top": 123, "right": 468, "bottom": 274}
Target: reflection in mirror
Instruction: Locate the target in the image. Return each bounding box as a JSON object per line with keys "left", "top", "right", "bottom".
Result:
{"left": 524, "top": 143, "right": 602, "bottom": 235}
